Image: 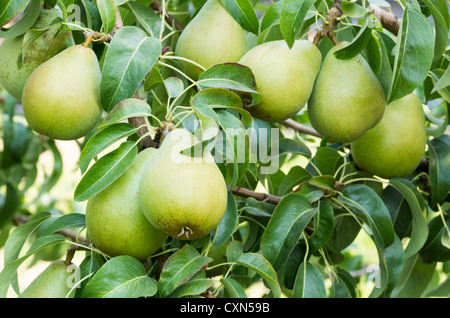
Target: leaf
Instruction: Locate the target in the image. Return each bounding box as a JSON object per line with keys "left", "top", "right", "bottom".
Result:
{"left": 124, "top": 1, "right": 162, "bottom": 37}
{"left": 308, "top": 200, "right": 335, "bottom": 252}
{"left": 0, "top": 233, "right": 65, "bottom": 298}
{"left": 97, "top": 0, "right": 116, "bottom": 34}
{"left": 100, "top": 26, "right": 162, "bottom": 112}
{"left": 82, "top": 256, "right": 157, "bottom": 298}
{"left": 158, "top": 245, "right": 212, "bottom": 297}
{"left": 334, "top": 21, "right": 373, "bottom": 60}
{"left": 236, "top": 252, "right": 281, "bottom": 298}
{"left": 41, "top": 213, "right": 86, "bottom": 236}
{"left": 74, "top": 141, "right": 138, "bottom": 202}
{"left": 0, "top": 183, "right": 20, "bottom": 229}
{"left": 421, "top": 0, "right": 449, "bottom": 61}
{"left": 260, "top": 193, "right": 317, "bottom": 271}
{"left": 219, "top": 0, "right": 259, "bottom": 35}
{"left": 340, "top": 0, "right": 369, "bottom": 18}
{"left": 100, "top": 98, "right": 152, "bottom": 129}
{"left": 78, "top": 123, "right": 138, "bottom": 174}
{"left": 389, "top": 7, "right": 435, "bottom": 102}
{"left": 220, "top": 277, "right": 247, "bottom": 298}
{"left": 164, "top": 77, "right": 184, "bottom": 99}
{"left": 213, "top": 191, "right": 238, "bottom": 247}
{"left": 292, "top": 262, "right": 327, "bottom": 298}
{"left": 197, "top": 63, "right": 261, "bottom": 107}
{"left": 339, "top": 184, "right": 395, "bottom": 249}
{"left": 279, "top": 0, "right": 315, "bottom": 49}
{"left": 277, "top": 166, "right": 312, "bottom": 196}
{"left": 169, "top": 279, "right": 214, "bottom": 298}
{"left": 388, "top": 178, "right": 429, "bottom": 259}
{"left": 0, "top": 0, "right": 40, "bottom": 38}
{"left": 260, "top": 0, "right": 282, "bottom": 33}
{"left": 0, "top": 0, "right": 29, "bottom": 28}
{"left": 428, "top": 135, "right": 450, "bottom": 206}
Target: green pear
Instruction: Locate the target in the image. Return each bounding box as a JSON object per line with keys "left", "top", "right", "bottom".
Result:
{"left": 86, "top": 148, "right": 168, "bottom": 261}
{"left": 0, "top": 7, "right": 74, "bottom": 100}
{"left": 175, "top": 0, "right": 248, "bottom": 80}
{"left": 238, "top": 40, "right": 322, "bottom": 122}
{"left": 350, "top": 94, "right": 426, "bottom": 179}
{"left": 19, "top": 260, "right": 76, "bottom": 298}
{"left": 308, "top": 42, "right": 386, "bottom": 143}
{"left": 139, "top": 128, "right": 228, "bottom": 240}
{"left": 22, "top": 45, "right": 103, "bottom": 140}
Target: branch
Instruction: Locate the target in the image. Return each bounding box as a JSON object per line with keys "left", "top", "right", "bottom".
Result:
{"left": 230, "top": 186, "right": 282, "bottom": 205}
{"left": 370, "top": 5, "right": 401, "bottom": 36}
{"left": 281, "top": 119, "right": 322, "bottom": 138}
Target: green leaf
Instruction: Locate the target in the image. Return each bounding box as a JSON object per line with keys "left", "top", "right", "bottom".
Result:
{"left": 169, "top": 278, "right": 214, "bottom": 298}
{"left": 421, "top": 0, "right": 449, "bottom": 61}
{"left": 78, "top": 123, "right": 138, "bottom": 174}
{"left": 74, "top": 141, "right": 138, "bottom": 202}
{"left": 124, "top": 1, "right": 162, "bottom": 37}
{"left": 375, "top": 31, "right": 393, "bottom": 98}
{"left": 308, "top": 200, "right": 334, "bottom": 252}
{"left": 339, "top": 184, "right": 395, "bottom": 249}
{"left": 82, "top": 256, "right": 157, "bottom": 298}
{"left": 0, "top": 0, "right": 40, "bottom": 38}
{"left": 220, "top": 277, "right": 247, "bottom": 298}
{"left": 198, "top": 63, "right": 261, "bottom": 107}
{"left": 340, "top": 0, "right": 369, "bottom": 18}
{"left": 219, "top": 0, "right": 259, "bottom": 35}
{"left": 260, "top": 0, "right": 282, "bottom": 33}
{"left": 100, "top": 98, "right": 152, "bottom": 129}
{"left": 0, "top": 233, "right": 65, "bottom": 298}
{"left": 0, "top": 0, "right": 29, "bottom": 28}
{"left": 388, "top": 178, "right": 428, "bottom": 259}
{"left": 213, "top": 191, "right": 238, "bottom": 247}
{"left": 280, "top": 0, "right": 315, "bottom": 49}
{"left": 100, "top": 26, "right": 162, "bottom": 112}
{"left": 0, "top": 183, "right": 20, "bottom": 229}
{"left": 293, "top": 261, "right": 326, "bottom": 298}
{"left": 260, "top": 193, "right": 317, "bottom": 271}
{"left": 158, "top": 245, "right": 212, "bottom": 297}
{"left": 164, "top": 77, "right": 184, "bottom": 99}
{"left": 236, "top": 252, "right": 281, "bottom": 298}
{"left": 428, "top": 135, "right": 450, "bottom": 206}
{"left": 334, "top": 20, "right": 373, "bottom": 60}
{"left": 144, "top": 66, "right": 164, "bottom": 91}
{"left": 419, "top": 215, "right": 450, "bottom": 263}
{"left": 97, "top": 0, "right": 116, "bottom": 34}
{"left": 277, "top": 166, "right": 312, "bottom": 196}
{"left": 307, "top": 147, "right": 343, "bottom": 176}
{"left": 430, "top": 69, "right": 450, "bottom": 103}
{"left": 41, "top": 213, "right": 86, "bottom": 236}
{"left": 389, "top": 7, "right": 435, "bottom": 102}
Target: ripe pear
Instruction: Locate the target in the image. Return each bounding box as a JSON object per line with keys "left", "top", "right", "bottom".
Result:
{"left": 22, "top": 45, "right": 103, "bottom": 140}
{"left": 238, "top": 40, "right": 322, "bottom": 122}
{"left": 86, "top": 148, "right": 168, "bottom": 261}
{"left": 19, "top": 260, "right": 75, "bottom": 298}
{"left": 0, "top": 7, "right": 74, "bottom": 100}
{"left": 175, "top": 0, "right": 248, "bottom": 80}
{"left": 308, "top": 42, "right": 386, "bottom": 143}
{"left": 139, "top": 128, "right": 228, "bottom": 240}
{"left": 350, "top": 94, "right": 426, "bottom": 179}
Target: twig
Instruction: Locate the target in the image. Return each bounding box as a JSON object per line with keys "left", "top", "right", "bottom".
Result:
{"left": 281, "top": 119, "right": 322, "bottom": 138}
{"left": 150, "top": 0, "right": 185, "bottom": 31}
{"left": 370, "top": 5, "right": 400, "bottom": 36}
{"left": 230, "top": 186, "right": 282, "bottom": 205}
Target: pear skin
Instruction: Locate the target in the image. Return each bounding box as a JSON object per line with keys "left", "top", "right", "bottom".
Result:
{"left": 19, "top": 260, "right": 76, "bottom": 298}
{"left": 22, "top": 45, "right": 103, "bottom": 140}
{"left": 308, "top": 42, "right": 386, "bottom": 143}
{"left": 86, "top": 148, "right": 168, "bottom": 261}
{"left": 350, "top": 94, "right": 426, "bottom": 179}
{"left": 238, "top": 40, "right": 322, "bottom": 122}
{"left": 0, "top": 7, "right": 74, "bottom": 100}
{"left": 175, "top": 0, "right": 248, "bottom": 80}
{"left": 139, "top": 129, "right": 228, "bottom": 240}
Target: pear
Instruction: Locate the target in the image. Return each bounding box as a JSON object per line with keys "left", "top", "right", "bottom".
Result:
{"left": 238, "top": 40, "right": 322, "bottom": 122}
{"left": 139, "top": 128, "right": 228, "bottom": 240}
{"left": 350, "top": 94, "right": 426, "bottom": 179}
{"left": 0, "top": 7, "right": 74, "bottom": 100}
{"left": 86, "top": 148, "right": 168, "bottom": 261}
{"left": 174, "top": 0, "right": 248, "bottom": 80}
{"left": 22, "top": 45, "right": 103, "bottom": 140}
{"left": 19, "top": 260, "right": 75, "bottom": 298}
{"left": 308, "top": 42, "right": 386, "bottom": 143}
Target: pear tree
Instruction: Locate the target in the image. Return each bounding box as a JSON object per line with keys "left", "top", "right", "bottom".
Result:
{"left": 0, "top": 0, "right": 449, "bottom": 300}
